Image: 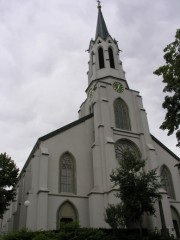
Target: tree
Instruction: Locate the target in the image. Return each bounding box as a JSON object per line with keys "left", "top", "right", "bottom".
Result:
{"left": 105, "top": 149, "right": 161, "bottom": 238}
{"left": 154, "top": 29, "right": 180, "bottom": 147}
{"left": 105, "top": 203, "right": 125, "bottom": 230}
{"left": 0, "top": 153, "right": 19, "bottom": 218}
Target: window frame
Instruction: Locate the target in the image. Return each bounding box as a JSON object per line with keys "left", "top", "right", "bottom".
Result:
{"left": 98, "top": 46, "right": 105, "bottom": 69}
{"left": 114, "top": 139, "right": 141, "bottom": 162}
{"left": 59, "top": 152, "right": 76, "bottom": 194}
{"left": 57, "top": 201, "right": 78, "bottom": 229}
{"left": 114, "top": 98, "right": 131, "bottom": 131}
{"left": 108, "top": 47, "right": 115, "bottom": 68}
{"left": 160, "top": 165, "right": 175, "bottom": 199}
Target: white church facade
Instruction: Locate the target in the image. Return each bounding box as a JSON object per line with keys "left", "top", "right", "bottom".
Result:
{"left": 1, "top": 3, "right": 180, "bottom": 237}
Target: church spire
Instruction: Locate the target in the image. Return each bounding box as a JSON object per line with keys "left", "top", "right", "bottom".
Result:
{"left": 86, "top": 2, "right": 126, "bottom": 85}
{"left": 95, "top": 1, "right": 109, "bottom": 40}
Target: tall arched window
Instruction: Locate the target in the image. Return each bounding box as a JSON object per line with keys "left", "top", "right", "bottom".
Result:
{"left": 57, "top": 201, "right": 78, "bottom": 228}
{"left": 60, "top": 152, "right": 76, "bottom": 193}
{"left": 160, "top": 165, "right": 175, "bottom": 199}
{"left": 98, "top": 47, "right": 105, "bottom": 69}
{"left": 108, "top": 47, "right": 115, "bottom": 68}
{"left": 115, "top": 139, "right": 141, "bottom": 162}
{"left": 114, "top": 98, "right": 131, "bottom": 130}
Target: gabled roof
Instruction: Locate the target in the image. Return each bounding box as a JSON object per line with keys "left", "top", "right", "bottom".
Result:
{"left": 18, "top": 113, "right": 94, "bottom": 179}
{"left": 151, "top": 134, "right": 180, "bottom": 161}
{"left": 39, "top": 113, "right": 93, "bottom": 141}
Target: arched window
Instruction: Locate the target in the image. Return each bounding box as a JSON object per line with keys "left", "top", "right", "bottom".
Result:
{"left": 160, "top": 165, "right": 175, "bottom": 199}
{"left": 57, "top": 201, "right": 78, "bottom": 228}
{"left": 98, "top": 47, "right": 105, "bottom": 69}
{"left": 114, "top": 98, "right": 131, "bottom": 130}
{"left": 115, "top": 139, "right": 141, "bottom": 162}
{"left": 60, "top": 152, "right": 76, "bottom": 193}
{"left": 108, "top": 47, "right": 115, "bottom": 68}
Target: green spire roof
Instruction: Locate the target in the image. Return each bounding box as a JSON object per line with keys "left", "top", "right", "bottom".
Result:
{"left": 95, "top": 3, "right": 109, "bottom": 40}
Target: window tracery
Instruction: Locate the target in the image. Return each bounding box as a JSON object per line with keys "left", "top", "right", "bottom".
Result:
{"left": 114, "top": 98, "right": 131, "bottom": 130}
{"left": 160, "top": 165, "right": 175, "bottom": 199}
{"left": 60, "top": 153, "right": 75, "bottom": 193}
{"left": 114, "top": 139, "right": 141, "bottom": 162}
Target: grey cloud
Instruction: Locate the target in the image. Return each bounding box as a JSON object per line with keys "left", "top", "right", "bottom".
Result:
{"left": 0, "top": 0, "right": 179, "bottom": 170}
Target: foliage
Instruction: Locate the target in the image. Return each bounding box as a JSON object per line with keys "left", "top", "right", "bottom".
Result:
{"left": 154, "top": 29, "right": 180, "bottom": 147}
{"left": 0, "top": 221, "right": 105, "bottom": 240}
{"left": 105, "top": 203, "right": 125, "bottom": 230}
{"left": 1, "top": 229, "right": 35, "bottom": 240}
{"left": 59, "top": 219, "right": 80, "bottom": 230}
{"left": 0, "top": 153, "right": 19, "bottom": 219}
{"left": 148, "top": 229, "right": 176, "bottom": 240}
{"left": 0, "top": 227, "right": 177, "bottom": 240}
{"left": 57, "top": 221, "right": 105, "bottom": 240}
{"left": 32, "top": 232, "right": 57, "bottom": 240}
{"left": 105, "top": 149, "right": 161, "bottom": 235}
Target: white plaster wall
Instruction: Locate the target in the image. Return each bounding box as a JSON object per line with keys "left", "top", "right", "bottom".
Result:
{"left": 41, "top": 117, "right": 94, "bottom": 196}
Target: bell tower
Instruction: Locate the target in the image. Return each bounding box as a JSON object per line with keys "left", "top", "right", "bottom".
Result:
{"left": 78, "top": 2, "right": 158, "bottom": 228}
{"left": 87, "top": 1, "right": 126, "bottom": 85}
{"left": 79, "top": 2, "right": 129, "bottom": 119}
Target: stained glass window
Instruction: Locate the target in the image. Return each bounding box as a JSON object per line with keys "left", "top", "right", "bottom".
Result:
{"left": 160, "top": 166, "right": 175, "bottom": 199}
{"left": 114, "top": 98, "right": 131, "bottom": 130}
{"left": 60, "top": 153, "right": 75, "bottom": 193}
{"left": 115, "top": 139, "right": 141, "bottom": 162}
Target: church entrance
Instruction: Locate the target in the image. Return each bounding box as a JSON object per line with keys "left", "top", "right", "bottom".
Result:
{"left": 57, "top": 201, "right": 78, "bottom": 228}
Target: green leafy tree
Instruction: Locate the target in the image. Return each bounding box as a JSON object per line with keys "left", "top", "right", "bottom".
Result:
{"left": 105, "top": 203, "right": 125, "bottom": 230}
{"left": 0, "top": 153, "right": 19, "bottom": 218}
{"left": 154, "top": 29, "right": 180, "bottom": 147}
{"left": 105, "top": 149, "right": 161, "bottom": 238}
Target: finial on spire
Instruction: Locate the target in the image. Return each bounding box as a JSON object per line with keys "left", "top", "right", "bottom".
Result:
{"left": 97, "top": 0, "right": 101, "bottom": 9}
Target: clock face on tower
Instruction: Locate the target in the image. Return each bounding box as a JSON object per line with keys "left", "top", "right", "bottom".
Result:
{"left": 113, "top": 82, "right": 124, "bottom": 93}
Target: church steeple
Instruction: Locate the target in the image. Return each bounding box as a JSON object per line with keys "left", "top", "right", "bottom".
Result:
{"left": 95, "top": 1, "right": 109, "bottom": 40}
{"left": 87, "top": 2, "right": 126, "bottom": 86}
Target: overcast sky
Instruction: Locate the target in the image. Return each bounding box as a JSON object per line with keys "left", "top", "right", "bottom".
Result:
{"left": 0, "top": 0, "right": 179, "bottom": 171}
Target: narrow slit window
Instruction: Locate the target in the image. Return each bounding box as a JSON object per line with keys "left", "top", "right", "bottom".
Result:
{"left": 108, "top": 47, "right": 115, "bottom": 68}
{"left": 98, "top": 47, "right": 105, "bottom": 69}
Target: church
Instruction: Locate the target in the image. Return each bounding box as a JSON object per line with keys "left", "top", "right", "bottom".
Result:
{"left": 1, "top": 3, "right": 180, "bottom": 237}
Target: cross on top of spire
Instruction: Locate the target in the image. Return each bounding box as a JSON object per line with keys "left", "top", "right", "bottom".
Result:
{"left": 95, "top": 0, "right": 109, "bottom": 40}
{"left": 97, "top": 0, "right": 101, "bottom": 9}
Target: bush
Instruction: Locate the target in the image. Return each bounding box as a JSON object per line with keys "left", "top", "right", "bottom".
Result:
{"left": 0, "top": 224, "right": 176, "bottom": 240}
{"left": 1, "top": 229, "right": 35, "bottom": 240}
{"left": 32, "top": 234, "right": 49, "bottom": 240}
{"left": 148, "top": 230, "right": 176, "bottom": 240}
{"left": 33, "top": 231, "right": 57, "bottom": 240}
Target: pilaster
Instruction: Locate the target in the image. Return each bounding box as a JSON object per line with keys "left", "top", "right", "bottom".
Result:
{"left": 36, "top": 147, "right": 49, "bottom": 230}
